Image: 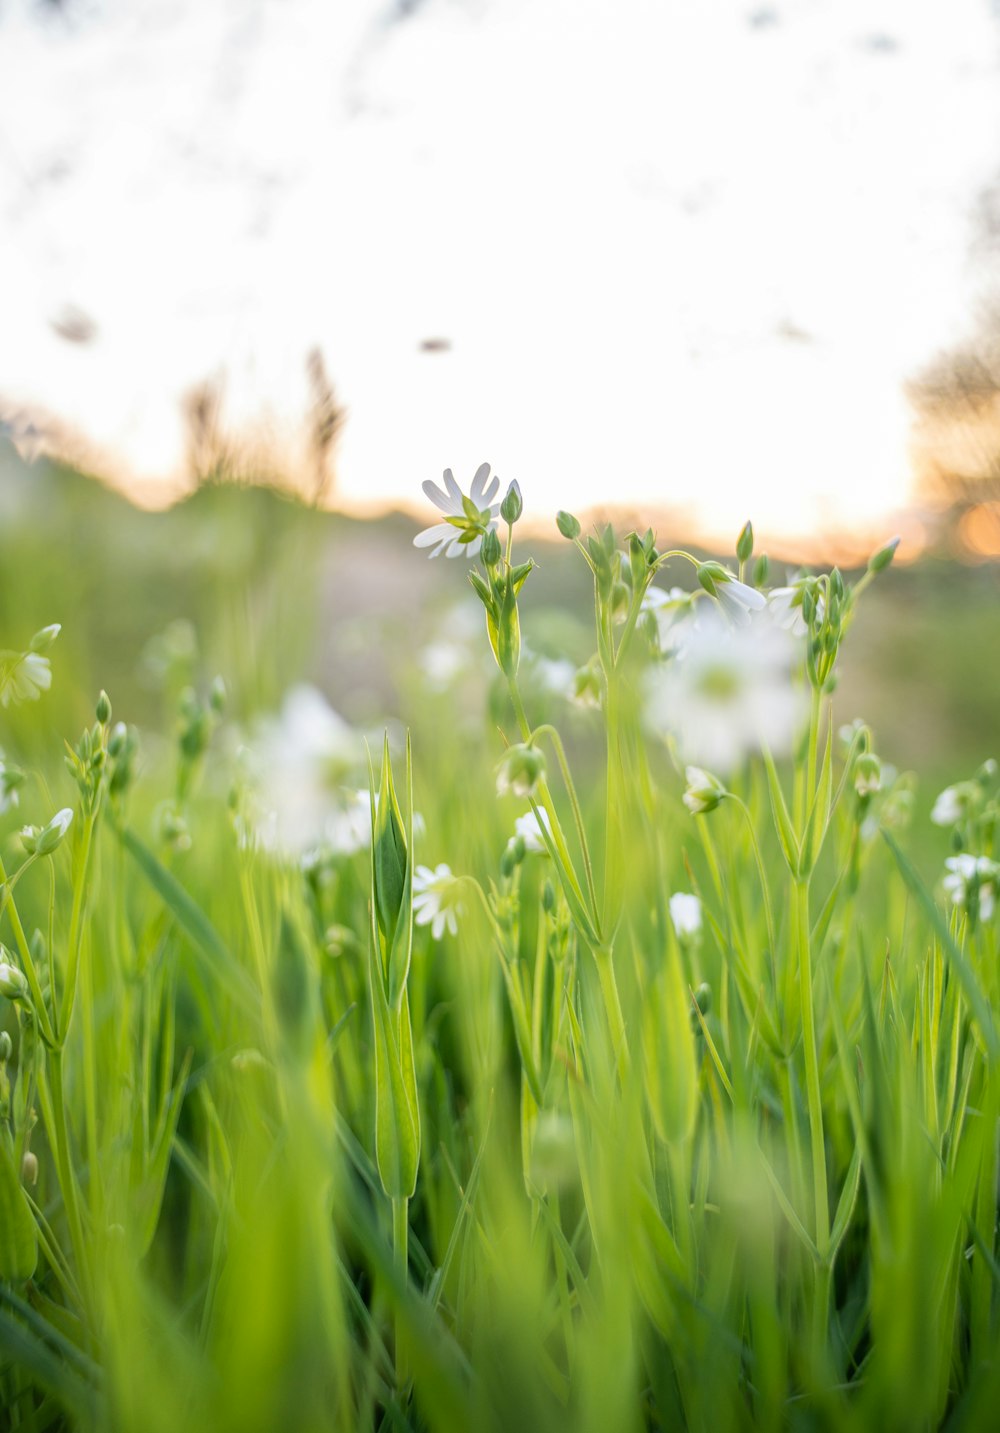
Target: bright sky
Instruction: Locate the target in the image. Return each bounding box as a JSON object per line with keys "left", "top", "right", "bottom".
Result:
{"left": 1, "top": 0, "right": 999, "bottom": 547}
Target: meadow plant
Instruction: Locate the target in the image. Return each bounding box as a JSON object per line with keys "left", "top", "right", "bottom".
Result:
{"left": 0, "top": 484, "right": 997, "bottom": 1433}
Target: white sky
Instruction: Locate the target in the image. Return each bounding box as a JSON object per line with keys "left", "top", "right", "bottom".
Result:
{"left": 1, "top": 0, "right": 999, "bottom": 545}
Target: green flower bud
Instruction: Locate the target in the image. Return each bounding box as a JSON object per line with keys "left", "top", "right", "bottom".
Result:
{"left": 542, "top": 879, "right": 557, "bottom": 914}
{"left": 496, "top": 743, "right": 546, "bottom": 799}
{"left": 209, "top": 676, "right": 227, "bottom": 714}
{"left": 0, "top": 962, "right": 29, "bottom": 1002}
{"left": 28, "top": 624, "right": 60, "bottom": 653}
{"left": 753, "top": 552, "right": 770, "bottom": 587}
{"left": 500, "top": 480, "right": 523, "bottom": 525}
{"left": 95, "top": 690, "right": 112, "bottom": 724}
{"left": 500, "top": 835, "right": 526, "bottom": 876}
{"left": 556, "top": 510, "right": 581, "bottom": 540}
{"left": 868, "top": 536, "right": 900, "bottom": 573}
{"left": 108, "top": 721, "right": 128, "bottom": 758}
{"left": 480, "top": 526, "right": 502, "bottom": 567}
{"left": 854, "top": 752, "right": 882, "bottom": 798}
{"left": 21, "top": 1152, "right": 38, "bottom": 1187}
{"left": 0, "top": 1032, "right": 12, "bottom": 1062}
{"left": 36, "top": 808, "right": 73, "bottom": 857}
{"left": 736, "top": 520, "right": 754, "bottom": 563}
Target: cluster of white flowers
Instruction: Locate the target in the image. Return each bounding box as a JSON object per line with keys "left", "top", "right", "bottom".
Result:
{"left": 669, "top": 892, "right": 702, "bottom": 940}
{"left": 942, "top": 854, "right": 998, "bottom": 922}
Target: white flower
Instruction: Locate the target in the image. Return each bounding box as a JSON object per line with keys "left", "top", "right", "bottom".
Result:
{"left": 931, "top": 784, "right": 971, "bottom": 828}
{"left": 669, "top": 892, "right": 702, "bottom": 939}
{"left": 646, "top": 609, "right": 806, "bottom": 776}
{"left": 413, "top": 863, "right": 462, "bottom": 939}
{"left": 515, "top": 808, "right": 552, "bottom": 854}
{"left": 0, "top": 751, "right": 23, "bottom": 814}
{"left": 413, "top": 463, "right": 501, "bottom": 560}
{"left": 0, "top": 652, "right": 52, "bottom": 707}
{"left": 249, "top": 685, "right": 364, "bottom": 857}
{"left": 0, "top": 961, "right": 29, "bottom": 1001}
{"left": 713, "top": 574, "right": 767, "bottom": 627}
{"left": 942, "top": 853, "right": 998, "bottom": 921}
{"left": 642, "top": 586, "right": 695, "bottom": 650}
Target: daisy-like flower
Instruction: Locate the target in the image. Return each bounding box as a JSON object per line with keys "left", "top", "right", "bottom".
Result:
{"left": 515, "top": 808, "right": 552, "bottom": 854}
{"left": 0, "top": 652, "right": 52, "bottom": 707}
{"left": 669, "top": 892, "right": 702, "bottom": 940}
{"left": 413, "top": 463, "right": 501, "bottom": 560}
{"left": 413, "top": 863, "right": 462, "bottom": 939}
{"left": 646, "top": 608, "right": 806, "bottom": 776}
{"left": 942, "top": 853, "right": 998, "bottom": 922}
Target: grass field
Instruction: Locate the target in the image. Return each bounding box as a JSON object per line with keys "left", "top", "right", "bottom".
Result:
{"left": 0, "top": 455, "right": 998, "bottom": 1430}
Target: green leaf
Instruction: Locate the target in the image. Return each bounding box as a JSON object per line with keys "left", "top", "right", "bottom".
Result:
{"left": 369, "top": 898, "right": 419, "bottom": 1200}
{"left": 387, "top": 734, "right": 415, "bottom": 1012}
{"left": 372, "top": 733, "right": 407, "bottom": 960}
{"left": 119, "top": 826, "right": 258, "bottom": 1020}
{"left": 882, "top": 832, "right": 999, "bottom": 1061}
{"left": 0, "top": 1134, "right": 37, "bottom": 1282}
{"left": 829, "top": 1144, "right": 862, "bottom": 1268}
{"left": 762, "top": 747, "right": 800, "bottom": 875}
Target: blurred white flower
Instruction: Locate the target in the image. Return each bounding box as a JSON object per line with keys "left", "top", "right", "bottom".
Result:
{"left": 515, "top": 808, "right": 552, "bottom": 854}
{"left": 641, "top": 586, "right": 695, "bottom": 650}
{"left": 931, "top": 784, "right": 974, "bottom": 827}
{"left": 413, "top": 463, "right": 501, "bottom": 560}
{"left": 413, "top": 863, "right": 462, "bottom": 939}
{"left": 249, "top": 685, "right": 364, "bottom": 857}
{"left": 0, "top": 652, "right": 52, "bottom": 707}
{"left": 669, "top": 892, "right": 702, "bottom": 939}
{"left": 0, "top": 752, "right": 24, "bottom": 814}
{"left": 646, "top": 609, "right": 806, "bottom": 776}
{"left": 943, "top": 853, "right": 998, "bottom": 921}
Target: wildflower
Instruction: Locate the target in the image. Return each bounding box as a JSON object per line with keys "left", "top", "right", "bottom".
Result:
{"left": 669, "top": 892, "right": 702, "bottom": 940}
{"left": 570, "top": 662, "right": 603, "bottom": 710}
{"left": 682, "top": 766, "right": 727, "bottom": 814}
{"left": 696, "top": 564, "right": 767, "bottom": 627}
{"left": 0, "top": 651, "right": 52, "bottom": 707}
{"left": 326, "top": 789, "right": 375, "bottom": 857}
{"left": 931, "top": 783, "right": 976, "bottom": 828}
{"left": 641, "top": 586, "right": 696, "bottom": 650}
{"left": 412, "top": 863, "right": 462, "bottom": 939}
{"left": 942, "top": 853, "right": 998, "bottom": 922}
{"left": 853, "top": 752, "right": 882, "bottom": 798}
{"left": 249, "top": 685, "right": 364, "bottom": 857}
{"left": 413, "top": 463, "right": 501, "bottom": 560}
{"left": 515, "top": 808, "right": 552, "bottom": 854}
{"left": 647, "top": 609, "right": 806, "bottom": 776}
{"left": 496, "top": 743, "right": 546, "bottom": 799}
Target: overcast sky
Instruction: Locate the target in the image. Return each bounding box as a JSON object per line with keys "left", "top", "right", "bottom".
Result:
{"left": 2, "top": 0, "right": 999, "bottom": 547}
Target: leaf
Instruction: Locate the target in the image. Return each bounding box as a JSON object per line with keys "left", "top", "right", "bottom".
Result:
{"left": 829, "top": 1145, "right": 862, "bottom": 1268}
{"left": 762, "top": 747, "right": 800, "bottom": 876}
{"left": 882, "top": 832, "right": 999, "bottom": 1061}
{"left": 369, "top": 898, "right": 419, "bottom": 1201}
{"left": 386, "top": 733, "right": 415, "bottom": 1012}
{"left": 119, "top": 826, "right": 258, "bottom": 1019}
{"left": 0, "top": 1135, "right": 37, "bottom": 1282}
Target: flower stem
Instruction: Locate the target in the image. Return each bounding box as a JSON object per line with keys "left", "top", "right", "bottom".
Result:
{"left": 794, "top": 876, "right": 830, "bottom": 1349}
{"left": 392, "top": 1194, "right": 409, "bottom": 1389}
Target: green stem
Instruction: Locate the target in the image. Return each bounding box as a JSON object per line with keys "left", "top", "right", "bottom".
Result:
{"left": 594, "top": 943, "right": 629, "bottom": 1078}
{"left": 58, "top": 806, "right": 99, "bottom": 1042}
{"left": 730, "top": 796, "right": 778, "bottom": 991}
{"left": 794, "top": 877, "right": 830, "bottom": 1341}
{"left": 40, "top": 1048, "right": 89, "bottom": 1300}
{"left": 0, "top": 854, "right": 56, "bottom": 1047}
{"left": 392, "top": 1194, "right": 409, "bottom": 1389}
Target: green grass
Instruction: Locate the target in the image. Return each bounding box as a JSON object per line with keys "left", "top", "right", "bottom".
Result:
{"left": 0, "top": 457, "right": 998, "bottom": 1431}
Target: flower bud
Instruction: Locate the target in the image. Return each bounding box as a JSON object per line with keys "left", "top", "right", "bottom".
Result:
{"left": 36, "top": 808, "right": 73, "bottom": 857}
{"left": 28, "top": 624, "right": 60, "bottom": 653}
{"left": 683, "top": 766, "right": 727, "bottom": 815}
{"left": 736, "top": 520, "right": 754, "bottom": 563}
{"left": 95, "top": 690, "right": 112, "bottom": 724}
{"left": 556, "top": 510, "right": 581, "bottom": 540}
{"left": 542, "top": 879, "right": 557, "bottom": 914}
{"left": 21, "top": 1152, "right": 38, "bottom": 1187}
{"left": 500, "top": 480, "right": 523, "bottom": 525}
{"left": 496, "top": 743, "right": 546, "bottom": 799}
{"left": 868, "top": 536, "right": 900, "bottom": 573}
{"left": 0, "top": 962, "right": 29, "bottom": 1002}
{"left": 480, "top": 526, "right": 502, "bottom": 567}
{"left": 108, "top": 721, "right": 128, "bottom": 758}
{"left": 500, "top": 835, "right": 526, "bottom": 876}
{"left": 854, "top": 752, "right": 882, "bottom": 798}
{"left": 0, "top": 1032, "right": 12, "bottom": 1062}
{"left": 753, "top": 553, "right": 770, "bottom": 587}
{"left": 209, "top": 676, "right": 227, "bottom": 714}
